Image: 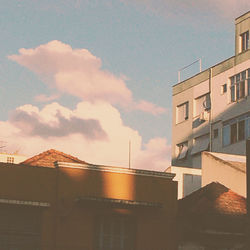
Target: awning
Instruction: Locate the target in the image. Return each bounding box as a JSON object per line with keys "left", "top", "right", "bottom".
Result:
{"left": 0, "top": 198, "right": 50, "bottom": 208}
{"left": 178, "top": 144, "right": 188, "bottom": 159}
{"left": 191, "top": 136, "right": 210, "bottom": 155}
{"left": 76, "top": 196, "right": 162, "bottom": 208}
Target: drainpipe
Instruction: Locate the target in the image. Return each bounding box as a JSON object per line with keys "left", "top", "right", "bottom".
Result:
{"left": 209, "top": 67, "right": 212, "bottom": 152}
{"left": 247, "top": 139, "right": 250, "bottom": 249}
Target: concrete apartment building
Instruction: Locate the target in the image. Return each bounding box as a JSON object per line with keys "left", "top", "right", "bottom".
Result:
{"left": 172, "top": 11, "right": 250, "bottom": 170}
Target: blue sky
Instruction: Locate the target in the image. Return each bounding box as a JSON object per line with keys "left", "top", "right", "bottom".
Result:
{"left": 0, "top": 0, "right": 249, "bottom": 170}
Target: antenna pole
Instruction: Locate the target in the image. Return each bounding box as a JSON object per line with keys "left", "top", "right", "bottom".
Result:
{"left": 129, "top": 140, "right": 131, "bottom": 169}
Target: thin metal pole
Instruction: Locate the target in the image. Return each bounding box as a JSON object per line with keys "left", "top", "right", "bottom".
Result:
{"left": 199, "top": 58, "right": 202, "bottom": 72}
{"left": 178, "top": 71, "right": 181, "bottom": 83}
{"left": 129, "top": 140, "right": 131, "bottom": 169}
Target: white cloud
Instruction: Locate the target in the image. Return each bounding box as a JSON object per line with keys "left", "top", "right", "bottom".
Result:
{"left": 8, "top": 40, "right": 166, "bottom": 115}
{"left": 134, "top": 137, "right": 171, "bottom": 171}
{"left": 35, "top": 93, "right": 60, "bottom": 102}
{"left": 0, "top": 102, "right": 170, "bottom": 171}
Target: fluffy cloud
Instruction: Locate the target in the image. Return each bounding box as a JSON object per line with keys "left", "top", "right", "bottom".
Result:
{"left": 9, "top": 104, "right": 107, "bottom": 140}
{"left": 134, "top": 137, "right": 171, "bottom": 171}
{"left": 8, "top": 40, "right": 166, "bottom": 115}
{"left": 0, "top": 102, "right": 170, "bottom": 171}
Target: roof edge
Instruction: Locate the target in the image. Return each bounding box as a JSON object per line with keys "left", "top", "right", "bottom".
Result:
{"left": 55, "top": 161, "right": 176, "bottom": 180}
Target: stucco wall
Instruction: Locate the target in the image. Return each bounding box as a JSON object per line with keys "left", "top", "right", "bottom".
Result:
{"left": 0, "top": 162, "right": 178, "bottom": 250}
{"left": 202, "top": 152, "right": 246, "bottom": 197}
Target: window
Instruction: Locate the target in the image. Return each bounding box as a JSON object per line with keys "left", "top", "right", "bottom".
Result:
{"left": 176, "top": 142, "right": 188, "bottom": 160}
{"left": 248, "top": 69, "right": 250, "bottom": 96}
{"left": 191, "top": 134, "right": 210, "bottom": 155}
{"left": 221, "top": 84, "right": 227, "bottom": 94}
{"left": 7, "top": 157, "right": 14, "bottom": 164}
{"left": 213, "top": 129, "right": 218, "bottom": 139}
{"left": 230, "top": 69, "right": 249, "bottom": 102}
{"left": 222, "top": 113, "right": 250, "bottom": 146}
{"left": 176, "top": 102, "right": 189, "bottom": 124}
{"left": 194, "top": 93, "right": 210, "bottom": 117}
{"left": 240, "top": 31, "right": 249, "bottom": 52}
{"left": 95, "top": 215, "right": 135, "bottom": 250}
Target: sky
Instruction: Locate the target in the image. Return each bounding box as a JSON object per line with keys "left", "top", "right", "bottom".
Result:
{"left": 0, "top": 0, "right": 249, "bottom": 170}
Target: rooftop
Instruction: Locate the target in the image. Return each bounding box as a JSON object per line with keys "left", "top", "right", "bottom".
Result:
{"left": 203, "top": 151, "right": 246, "bottom": 173}
{"left": 178, "top": 182, "right": 246, "bottom": 216}
{"left": 21, "top": 149, "right": 87, "bottom": 168}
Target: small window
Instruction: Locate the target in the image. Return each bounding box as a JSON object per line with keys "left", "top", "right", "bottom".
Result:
{"left": 191, "top": 134, "right": 210, "bottom": 155}
{"left": 221, "top": 84, "right": 227, "bottom": 94}
{"left": 176, "top": 102, "right": 189, "bottom": 124}
{"left": 240, "top": 31, "right": 249, "bottom": 52}
{"left": 213, "top": 129, "right": 218, "bottom": 138}
{"left": 223, "top": 125, "right": 230, "bottom": 146}
{"left": 222, "top": 113, "right": 250, "bottom": 147}
{"left": 194, "top": 93, "right": 210, "bottom": 117}
{"left": 95, "top": 215, "right": 135, "bottom": 250}
{"left": 238, "top": 120, "right": 245, "bottom": 141}
{"left": 176, "top": 142, "right": 188, "bottom": 160}
{"left": 230, "top": 70, "right": 248, "bottom": 102}
{"left": 230, "top": 123, "right": 237, "bottom": 144}
{"left": 7, "top": 157, "right": 14, "bottom": 164}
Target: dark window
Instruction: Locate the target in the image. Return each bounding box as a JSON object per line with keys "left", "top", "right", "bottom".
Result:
{"left": 95, "top": 215, "right": 135, "bottom": 250}
{"left": 240, "top": 31, "right": 249, "bottom": 52}
{"left": 230, "top": 123, "right": 237, "bottom": 144}
{"left": 238, "top": 120, "right": 245, "bottom": 141}
{"left": 213, "top": 129, "right": 218, "bottom": 138}
{"left": 223, "top": 114, "right": 249, "bottom": 147}
{"left": 230, "top": 69, "right": 249, "bottom": 101}
{"left": 222, "top": 84, "right": 227, "bottom": 93}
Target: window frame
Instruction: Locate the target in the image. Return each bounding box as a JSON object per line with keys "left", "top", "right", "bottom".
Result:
{"left": 94, "top": 214, "right": 136, "bottom": 250}
{"left": 230, "top": 69, "right": 249, "bottom": 102}
{"left": 176, "top": 102, "right": 189, "bottom": 124}
{"left": 176, "top": 141, "right": 188, "bottom": 160}
{"left": 240, "top": 31, "right": 249, "bottom": 53}
{"left": 222, "top": 113, "right": 250, "bottom": 147}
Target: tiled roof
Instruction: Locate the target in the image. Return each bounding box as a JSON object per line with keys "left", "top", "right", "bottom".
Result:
{"left": 178, "top": 182, "right": 246, "bottom": 216}
{"left": 21, "top": 149, "right": 87, "bottom": 167}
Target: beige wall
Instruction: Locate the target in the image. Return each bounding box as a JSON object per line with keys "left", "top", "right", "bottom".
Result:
{"left": 166, "top": 166, "right": 201, "bottom": 199}
{"left": 202, "top": 152, "right": 246, "bottom": 197}
{"left": 235, "top": 11, "right": 250, "bottom": 55}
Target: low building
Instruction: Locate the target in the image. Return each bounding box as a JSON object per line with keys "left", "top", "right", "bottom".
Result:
{"left": 166, "top": 166, "right": 201, "bottom": 199}
{"left": 177, "top": 182, "right": 246, "bottom": 250}
{"left": 202, "top": 151, "right": 246, "bottom": 197}
{"left": 0, "top": 152, "right": 28, "bottom": 164}
{"left": 0, "top": 149, "right": 178, "bottom": 250}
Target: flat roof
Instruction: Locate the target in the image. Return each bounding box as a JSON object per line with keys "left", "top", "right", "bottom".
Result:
{"left": 56, "top": 161, "right": 176, "bottom": 180}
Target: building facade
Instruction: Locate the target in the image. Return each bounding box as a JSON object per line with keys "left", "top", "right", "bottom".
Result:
{"left": 202, "top": 151, "right": 246, "bottom": 197}
{"left": 172, "top": 11, "right": 250, "bottom": 170}
{"left": 0, "top": 152, "right": 28, "bottom": 164}
{"left": 0, "top": 149, "right": 178, "bottom": 250}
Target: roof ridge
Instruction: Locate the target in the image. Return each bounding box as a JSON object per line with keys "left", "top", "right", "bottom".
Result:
{"left": 21, "top": 149, "right": 86, "bottom": 166}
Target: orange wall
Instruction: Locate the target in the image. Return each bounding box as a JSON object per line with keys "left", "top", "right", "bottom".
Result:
{"left": 0, "top": 163, "right": 177, "bottom": 250}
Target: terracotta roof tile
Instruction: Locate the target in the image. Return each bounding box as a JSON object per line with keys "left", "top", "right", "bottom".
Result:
{"left": 21, "top": 149, "right": 87, "bottom": 168}
{"left": 178, "top": 182, "right": 246, "bottom": 216}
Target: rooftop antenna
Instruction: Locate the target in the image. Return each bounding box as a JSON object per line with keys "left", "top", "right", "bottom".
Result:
{"left": 178, "top": 58, "right": 202, "bottom": 83}
{"left": 129, "top": 140, "right": 131, "bottom": 169}
{"left": 0, "top": 140, "right": 7, "bottom": 151}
